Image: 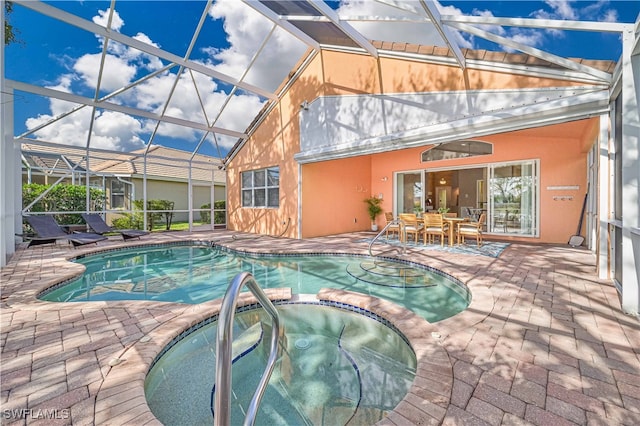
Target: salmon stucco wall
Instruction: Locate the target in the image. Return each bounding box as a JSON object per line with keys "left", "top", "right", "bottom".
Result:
{"left": 301, "top": 157, "right": 372, "bottom": 238}
{"left": 226, "top": 54, "right": 325, "bottom": 237}
{"left": 367, "top": 120, "right": 594, "bottom": 243}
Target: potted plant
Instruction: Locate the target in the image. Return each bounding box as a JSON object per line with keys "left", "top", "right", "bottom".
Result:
{"left": 364, "top": 196, "right": 383, "bottom": 231}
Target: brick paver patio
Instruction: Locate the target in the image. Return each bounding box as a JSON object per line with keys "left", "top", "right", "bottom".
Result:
{"left": 1, "top": 230, "right": 639, "bottom": 425}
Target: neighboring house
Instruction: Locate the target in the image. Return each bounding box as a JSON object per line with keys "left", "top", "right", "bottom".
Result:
{"left": 22, "top": 143, "right": 226, "bottom": 225}
{"left": 224, "top": 43, "right": 637, "bottom": 311}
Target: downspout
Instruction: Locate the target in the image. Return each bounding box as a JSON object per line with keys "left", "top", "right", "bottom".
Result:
{"left": 143, "top": 154, "right": 148, "bottom": 230}
{"left": 297, "top": 163, "right": 302, "bottom": 239}
{"left": 188, "top": 159, "right": 193, "bottom": 232}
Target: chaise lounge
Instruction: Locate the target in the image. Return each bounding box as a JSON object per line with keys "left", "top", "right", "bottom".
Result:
{"left": 81, "top": 213, "right": 149, "bottom": 241}
{"left": 24, "top": 215, "right": 108, "bottom": 248}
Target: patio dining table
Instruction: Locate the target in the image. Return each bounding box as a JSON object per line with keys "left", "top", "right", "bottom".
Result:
{"left": 443, "top": 217, "right": 468, "bottom": 246}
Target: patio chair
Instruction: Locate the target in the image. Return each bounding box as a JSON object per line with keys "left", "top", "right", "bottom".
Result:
{"left": 384, "top": 212, "right": 400, "bottom": 239}
{"left": 398, "top": 213, "right": 423, "bottom": 243}
{"left": 457, "top": 213, "right": 486, "bottom": 247}
{"left": 81, "top": 213, "right": 149, "bottom": 241}
{"left": 423, "top": 213, "right": 448, "bottom": 247}
{"left": 24, "top": 215, "right": 108, "bottom": 248}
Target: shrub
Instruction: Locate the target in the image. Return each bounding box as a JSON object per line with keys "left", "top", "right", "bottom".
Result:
{"left": 200, "top": 200, "right": 226, "bottom": 224}
{"left": 22, "top": 183, "right": 105, "bottom": 225}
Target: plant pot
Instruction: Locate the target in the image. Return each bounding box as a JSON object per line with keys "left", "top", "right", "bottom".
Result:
{"left": 371, "top": 223, "right": 378, "bottom": 231}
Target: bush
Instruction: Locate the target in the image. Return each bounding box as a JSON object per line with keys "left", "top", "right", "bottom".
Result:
{"left": 147, "top": 199, "right": 174, "bottom": 230}
{"left": 23, "top": 183, "right": 105, "bottom": 225}
{"left": 200, "top": 200, "right": 226, "bottom": 224}
{"left": 112, "top": 199, "right": 175, "bottom": 231}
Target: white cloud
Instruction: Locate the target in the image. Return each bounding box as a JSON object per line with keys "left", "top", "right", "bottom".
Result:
{"left": 25, "top": 67, "right": 146, "bottom": 152}
{"left": 207, "top": 0, "right": 307, "bottom": 92}
{"left": 543, "top": 0, "right": 578, "bottom": 20}
{"left": 28, "top": 2, "right": 280, "bottom": 154}
{"left": 25, "top": 103, "right": 146, "bottom": 152}
{"left": 470, "top": 9, "right": 506, "bottom": 37}
{"left": 93, "top": 9, "right": 124, "bottom": 31}
{"left": 510, "top": 31, "right": 546, "bottom": 49}
{"left": 90, "top": 111, "right": 146, "bottom": 151}
{"left": 73, "top": 53, "right": 137, "bottom": 92}
{"left": 600, "top": 9, "right": 619, "bottom": 23}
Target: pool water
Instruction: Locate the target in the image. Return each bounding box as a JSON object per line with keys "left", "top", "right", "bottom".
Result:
{"left": 40, "top": 244, "right": 469, "bottom": 322}
{"left": 145, "top": 304, "right": 417, "bottom": 426}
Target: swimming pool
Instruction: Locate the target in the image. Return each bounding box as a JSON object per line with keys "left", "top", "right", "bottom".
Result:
{"left": 145, "top": 303, "right": 417, "bottom": 425}
{"left": 39, "top": 243, "right": 470, "bottom": 323}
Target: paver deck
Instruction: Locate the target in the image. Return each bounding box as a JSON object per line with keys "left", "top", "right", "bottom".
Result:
{"left": 1, "top": 230, "right": 639, "bottom": 425}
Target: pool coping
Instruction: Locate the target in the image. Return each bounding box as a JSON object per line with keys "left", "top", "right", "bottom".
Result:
{"left": 1, "top": 232, "right": 495, "bottom": 425}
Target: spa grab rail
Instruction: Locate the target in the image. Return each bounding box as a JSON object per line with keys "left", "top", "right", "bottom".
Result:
{"left": 368, "top": 219, "right": 406, "bottom": 257}
{"left": 214, "top": 272, "right": 281, "bottom": 426}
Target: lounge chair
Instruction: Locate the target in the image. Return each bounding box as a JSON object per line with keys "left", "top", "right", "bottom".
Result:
{"left": 81, "top": 213, "right": 149, "bottom": 241}
{"left": 24, "top": 215, "right": 108, "bottom": 248}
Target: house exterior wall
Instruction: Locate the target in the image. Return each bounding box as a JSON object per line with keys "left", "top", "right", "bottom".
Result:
{"left": 227, "top": 48, "right": 598, "bottom": 243}
{"left": 367, "top": 120, "right": 592, "bottom": 243}
{"left": 301, "top": 157, "right": 372, "bottom": 238}
{"left": 104, "top": 178, "right": 224, "bottom": 225}
{"left": 131, "top": 179, "right": 224, "bottom": 223}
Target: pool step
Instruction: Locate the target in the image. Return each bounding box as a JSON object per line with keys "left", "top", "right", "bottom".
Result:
{"left": 346, "top": 262, "right": 437, "bottom": 288}
{"left": 339, "top": 325, "right": 416, "bottom": 425}
{"left": 231, "top": 322, "right": 264, "bottom": 361}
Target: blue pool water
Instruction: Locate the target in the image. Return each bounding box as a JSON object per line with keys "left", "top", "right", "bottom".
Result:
{"left": 40, "top": 243, "right": 470, "bottom": 322}
{"left": 145, "top": 303, "right": 417, "bottom": 425}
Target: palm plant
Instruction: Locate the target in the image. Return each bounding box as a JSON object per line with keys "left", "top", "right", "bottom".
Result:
{"left": 364, "top": 197, "right": 383, "bottom": 230}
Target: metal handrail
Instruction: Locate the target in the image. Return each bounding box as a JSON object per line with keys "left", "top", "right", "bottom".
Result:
{"left": 368, "top": 219, "right": 406, "bottom": 257}
{"left": 214, "top": 272, "right": 281, "bottom": 426}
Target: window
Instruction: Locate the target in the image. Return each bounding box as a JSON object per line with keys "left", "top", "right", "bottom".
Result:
{"left": 241, "top": 167, "right": 279, "bottom": 208}
{"left": 422, "top": 140, "right": 493, "bottom": 162}
{"left": 111, "top": 180, "right": 126, "bottom": 209}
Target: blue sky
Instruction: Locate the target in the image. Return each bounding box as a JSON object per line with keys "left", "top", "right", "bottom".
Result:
{"left": 5, "top": 1, "right": 639, "bottom": 158}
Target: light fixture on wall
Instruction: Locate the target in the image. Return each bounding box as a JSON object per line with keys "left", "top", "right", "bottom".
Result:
{"left": 439, "top": 177, "right": 447, "bottom": 185}
{"left": 381, "top": 176, "right": 388, "bottom": 182}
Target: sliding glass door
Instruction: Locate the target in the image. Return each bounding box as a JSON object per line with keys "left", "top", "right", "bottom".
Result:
{"left": 488, "top": 160, "right": 538, "bottom": 236}
{"left": 394, "top": 161, "right": 538, "bottom": 236}
{"left": 395, "top": 172, "right": 423, "bottom": 214}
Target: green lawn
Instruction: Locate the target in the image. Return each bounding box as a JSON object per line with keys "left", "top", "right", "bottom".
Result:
{"left": 150, "top": 221, "right": 204, "bottom": 232}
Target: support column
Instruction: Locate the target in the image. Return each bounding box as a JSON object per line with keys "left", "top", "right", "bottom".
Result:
{"left": 597, "top": 114, "right": 610, "bottom": 279}
{"left": 1, "top": 1, "right": 19, "bottom": 266}
{"left": 620, "top": 23, "right": 640, "bottom": 315}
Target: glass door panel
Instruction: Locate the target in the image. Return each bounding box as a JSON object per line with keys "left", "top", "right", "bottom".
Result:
{"left": 488, "top": 161, "right": 538, "bottom": 236}
{"left": 395, "top": 172, "right": 423, "bottom": 215}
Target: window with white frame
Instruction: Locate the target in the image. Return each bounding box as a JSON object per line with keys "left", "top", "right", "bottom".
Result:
{"left": 241, "top": 167, "right": 279, "bottom": 208}
{"left": 111, "top": 180, "right": 126, "bottom": 209}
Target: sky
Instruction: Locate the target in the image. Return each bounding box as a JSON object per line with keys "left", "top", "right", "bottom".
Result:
{"left": 5, "top": 0, "right": 640, "bottom": 158}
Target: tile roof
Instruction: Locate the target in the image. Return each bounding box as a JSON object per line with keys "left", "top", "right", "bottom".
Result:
{"left": 21, "top": 143, "right": 225, "bottom": 184}
{"left": 371, "top": 42, "right": 617, "bottom": 73}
